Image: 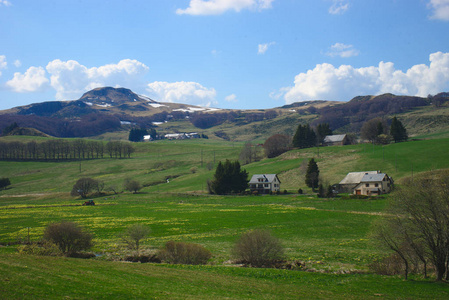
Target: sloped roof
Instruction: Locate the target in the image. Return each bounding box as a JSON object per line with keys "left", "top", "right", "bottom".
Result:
{"left": 360, "top": 173, "right": 388, "bottom": 182}
{"left": 249, "top": 174, "right": 280, "bottom": 184}
{"left": 324, "top": 134, "right": 346, "bottom": 143}
{"left": 339, "top": 171, "right": 379, "bottom": 185}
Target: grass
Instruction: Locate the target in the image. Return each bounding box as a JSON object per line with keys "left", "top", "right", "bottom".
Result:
{"left": 2, "top": 136, "right": 449, "bottom": 298}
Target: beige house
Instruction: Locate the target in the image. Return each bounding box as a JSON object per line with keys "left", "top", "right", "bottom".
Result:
{"left": 353, "top": 173, "right": 393, "bottom": 196}
{"left": 249, "top": 174, "right": 281, "bottom": 194}
{"left": 338, "top": 171, "right": 380, "bottom": 193}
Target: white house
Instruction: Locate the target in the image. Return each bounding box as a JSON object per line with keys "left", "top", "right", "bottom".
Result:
{"left": 249, "top": 174, "right": 281, "bottom": 194}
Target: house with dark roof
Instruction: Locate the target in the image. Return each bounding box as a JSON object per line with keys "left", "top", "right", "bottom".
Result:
{"left": 249, "top": 174, "right": 281, "bottom": 194}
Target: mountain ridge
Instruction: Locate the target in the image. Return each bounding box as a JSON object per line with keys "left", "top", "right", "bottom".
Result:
{"left": 1, "top": 87, "right": 449, "bottom": 141}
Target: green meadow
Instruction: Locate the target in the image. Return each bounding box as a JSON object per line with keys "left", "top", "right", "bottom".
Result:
{"left": 1, "top": 136, "right": 449, "bottom": 298}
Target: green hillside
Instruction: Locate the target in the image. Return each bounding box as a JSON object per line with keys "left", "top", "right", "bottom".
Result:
{"left": 2, "top": 136, "right": 449, "bottom": 298}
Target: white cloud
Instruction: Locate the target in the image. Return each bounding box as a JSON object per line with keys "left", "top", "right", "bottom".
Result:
{"left": 280, "top": 51, "right": 449, "bottom": 103}
{"left": 326, "top": 43, "right": 359, "bottom": 58}
{"left": 146, "top": 81, "right": 217, "bottom": 107}
{"left": 0, "top": 0, "right": 12, "bottom": 7}
{"left": 428, "top": 0, "right": 449, "bottom": 21}
{"left": 13, "top": 59, "right": 21, "bottom": 68}
{"left": 0, "top": 55, "right": 6, "bottom": 75}
{"left": 258, "top": 42, "right": 275, "bottom": 54}
{"left": 225, "top": 94, "right": 237, "bottom": 102}
{"left": 6, "top": 66, "right": 49, "bottom": 93}
{"left": 329, "top": 0, "right": 349, "bottom": 15}
{"left": 176, "top": 0, "right": 274, "bottom": 16}
{"left": 45, "top": 59, "right": 149, "bottom": 100}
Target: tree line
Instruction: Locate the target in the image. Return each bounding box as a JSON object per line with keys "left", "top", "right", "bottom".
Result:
{"left": 0, "top": 139, "right": 135, "bottom": 161}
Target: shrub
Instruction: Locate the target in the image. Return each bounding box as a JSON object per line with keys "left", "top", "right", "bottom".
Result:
{"left": 298, "top": 188, "right": 303, "bottom": 194}
{"left": 283, "top": 190, "right": 288, "bottom": 194}
{"left": 121, "top": 224, "right": 150, "bottom": 251}
{"left": 18, "top": 241, "right": 61, "bottom": 256}
{"left": 157, "top": 241, "right": 212, "bottom": 265}
{"left": 70, "top": 177, "right": 99, "bottom": 198}
{"left": 43, "top": 221, "right": 93, "bottom": 255}
{"left": 124, "top": 254, "right": 161, "bottom": 263}
{"left": 0, "top": 177, "right": 11, "bottom": 190}
{"left": 124, "top": 178, "right": 142, "bottom": 194}
{"left": 233, "top": 229, "right": 284, "bottom": 267}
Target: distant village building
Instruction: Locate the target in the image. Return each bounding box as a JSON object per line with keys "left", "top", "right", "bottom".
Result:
{"left": 249, "top": 174, "right": 281, "bottom": 194}
{"left": 338, "top": 171, "right": 393, "bottom": 195}
{"left": 143, "top": 135, "right": 152, "bottom": 141}
{"left": 163, "top": 133, "right": 200, "bottom": 140}
{"left": 323, "top": 134, "right": 348, "bottom": 146}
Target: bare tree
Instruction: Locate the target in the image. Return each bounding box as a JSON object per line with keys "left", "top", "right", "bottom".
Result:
{"left": 43, "top": 221, "right": 93, "bottom": 255}
{"left": 374, "top": 171, "right": 449, "bottom": 280}
{"left": 122, "top": 224, "right": 150, "bottom": 252}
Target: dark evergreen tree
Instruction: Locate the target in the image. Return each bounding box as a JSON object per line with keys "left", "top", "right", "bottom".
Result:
{"left": 293, "top": 124, "right": 317, "bottom": 149}
{"left": 210, "top": 160, "right": 248, "bottom": 195}
{"left": 316, "top": 123, "right": 333, "bottom": 144}
{"left": 305, "top": 158, "right": 319, "bottom": 190}
{"left": 390, "top": 116, "right": 408, "bottom": 143}
{"left": 128, "top": 128, "right": 148, "bottom": 142}
{"left": 0, "top": 177, "right": 11, "bottom": 190}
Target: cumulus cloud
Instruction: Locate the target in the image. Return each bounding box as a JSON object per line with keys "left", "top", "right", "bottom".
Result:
{"left": 45, "top": 59, "right": 149, "bottom": 100}
{"left": 6, "top": 66, "right": 49, "bottom": 92}
{"left": 258, "top": 42, "right": 275, "bottom": 54}
{"left": 326, "top": 43, "right": 359, "bottom": 58}
{"left": 13, "top": 59, "right": 21, "bottom": 67}
{"left": 0, "top": 55, "right": 6, "bottom": 75}
{"left": 280, "top": 51, "right": 449, "bottom": 103}
{"left": 176, "top": 0, "right": 274, "bottom": 16}
{"left": 225, "top": 94, "right": 237, "bottom": 102}
{"left": 428, "top": 0, "right": 449, "bottom": 21}
{"left": 0, "top": 0, "right": 12, "bottom": 7}
{"left": 329, "top": 0, "right": 349, "bottom": 15}
{"left": 146, "top": 81, "right": 217, "bottom": 107}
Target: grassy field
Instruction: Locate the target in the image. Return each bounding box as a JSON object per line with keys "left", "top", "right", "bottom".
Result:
{"left": 1, "top": 136, "right": 449, "bottom": 298}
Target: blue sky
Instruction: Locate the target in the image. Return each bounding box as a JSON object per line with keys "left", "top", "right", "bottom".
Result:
{"left": 1, "top": 0, "right": 449, "bottom": 110}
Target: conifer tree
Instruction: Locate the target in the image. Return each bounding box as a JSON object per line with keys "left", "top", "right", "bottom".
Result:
{"left": 210, "top": 160, "right": 248, "bottom": 195}
{"left": 390, "top": 117, "right": 408, "bottom": 142}
{"left": 305, "top": 158, "right": 319, "bottom": 190}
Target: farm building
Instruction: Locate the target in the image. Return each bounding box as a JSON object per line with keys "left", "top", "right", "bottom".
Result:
{"left": 353, "top": 173, "right": 394, "bottom": 196}
{"left": 323, "top": 134, "right": 348, "bottom": 146}
{"left": 338, "top": 171, "right": 393, "bottom": 195}
{"left": 249, "top": 174, "right": 281, "bottom": 194}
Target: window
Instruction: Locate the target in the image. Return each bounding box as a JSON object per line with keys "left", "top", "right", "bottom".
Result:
{"left": 365, "top": 183, "right": 369, "bottom": 187}
{"left": 264, "top": 184, "right": 269, "bottom": 188}
{"left": 375, "top": 183, "right": 378, "bottom": 187}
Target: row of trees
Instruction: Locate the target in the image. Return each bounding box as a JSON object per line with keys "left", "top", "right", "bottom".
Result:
{"left": 71, "top": 177, "right": 142, "bottom": 198}
{"left": 0, "top": 140, "right": 135, "bottom": 161}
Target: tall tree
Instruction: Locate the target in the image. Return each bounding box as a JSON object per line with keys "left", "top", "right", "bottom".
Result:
{"left": 374, "top": 171, "right": 449, "bottom": 281}
{"left": 305, "top": 158, "right": 319, "bottom": 190}
{"left": 293, "top": 124, "right": 317, "bottom": 149}
{"left": 263, "top": 134, "right": 291, "bottom": 158}
{"left": 316, "top": 123, "right": 333, "bottom": 144}
{"left": 210, "top": 160, "right": 248, "bottom": 195}
{"left": 390, "top": 116, "right": 408, "bottom": 142}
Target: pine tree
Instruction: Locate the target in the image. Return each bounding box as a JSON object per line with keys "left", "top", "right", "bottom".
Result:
{"left": 305, "top": 158, "right": 319, "bottom": 190}
{"left": 390, "top": 117, "right": 408, "bottom": 142}
{"left": 316, "top": 123, "right": 333, "bottom": 144}
{"left": 210, "top": 160, "right": 248, "bottom": 195}
{"left": 293, "top": 124, "right": 317, "bottom": 149}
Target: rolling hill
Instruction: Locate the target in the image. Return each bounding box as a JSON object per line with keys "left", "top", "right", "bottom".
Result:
{"left": 1, "top": 87, "right": 449, "bottom": 141}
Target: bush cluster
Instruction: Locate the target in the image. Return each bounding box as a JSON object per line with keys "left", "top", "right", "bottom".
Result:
{"left": 157, "top": 241, "right": 212, "bottom": 265}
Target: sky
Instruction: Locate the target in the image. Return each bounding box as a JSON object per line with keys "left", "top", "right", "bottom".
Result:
{"left": 1, "top": 0, "right": 449, "bottom": 110}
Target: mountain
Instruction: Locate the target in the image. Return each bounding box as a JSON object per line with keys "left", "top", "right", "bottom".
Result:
{"left": 1, "top": 87, "right": 449, "bottom": 140}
